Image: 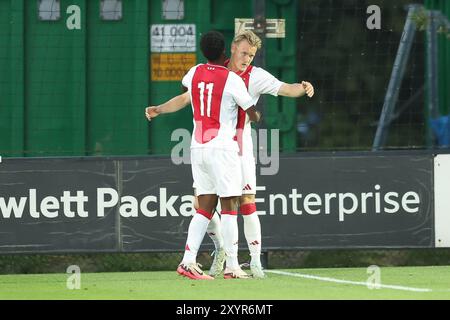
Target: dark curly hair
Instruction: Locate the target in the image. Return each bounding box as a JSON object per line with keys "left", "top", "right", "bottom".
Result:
{"left": 200, "top": 30, "right": 225, "bottom": 62}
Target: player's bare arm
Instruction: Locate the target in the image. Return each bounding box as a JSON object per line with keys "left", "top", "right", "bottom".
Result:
{"left": 277, "top": 81, "right": 315, "bottom": 98}
{"left": 145, "top": 91, "right": 191, "bottom": 121}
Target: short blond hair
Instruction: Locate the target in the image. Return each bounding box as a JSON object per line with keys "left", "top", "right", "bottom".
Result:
{"left": 233, "top": 31, "right": 262, "bottom": 49}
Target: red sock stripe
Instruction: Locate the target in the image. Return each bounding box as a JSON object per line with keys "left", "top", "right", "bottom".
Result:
{"left": 240, "top": 203, "right": 256, "bottom": 215}
{"left": 221, "top": 210, "right": 238, "bottom": 216}
{"left": 197, "top": 209, "right": 213, "bottom": 220}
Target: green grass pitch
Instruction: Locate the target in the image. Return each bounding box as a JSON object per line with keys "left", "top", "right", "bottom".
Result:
{"left": 1, "top": 266, "right": 449, "bottom": 300}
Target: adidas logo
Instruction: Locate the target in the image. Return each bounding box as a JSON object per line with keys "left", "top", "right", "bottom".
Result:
{"left": 243, "top": 184, "right": 252, "bottom": 191}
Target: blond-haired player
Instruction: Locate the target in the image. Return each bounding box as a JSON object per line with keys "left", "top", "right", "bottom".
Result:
{"left": 147, "top": 31, "right": 261, "bottom": 280}
{"left": 146, "top": 31, "right": 314, "bottom": 279}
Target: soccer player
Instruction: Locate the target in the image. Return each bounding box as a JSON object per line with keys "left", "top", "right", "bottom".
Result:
{"left": 146, "top": 31, "right": 314, "bottom": 279}
{"left": 147, "top": 30, "right": 261, "bottom": 280}
{"left": 207, "top": 31, "right": 314, "bottom": 279}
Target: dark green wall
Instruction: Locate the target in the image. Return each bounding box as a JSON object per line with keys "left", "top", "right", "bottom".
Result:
{"left": 425, "top": 0, "right": 449, "bottom": 116}
{"left": 0, "top": 0, "right": 298, "bottom": 157}
{"left": 0, "top": 0, "right": 25, "bottom": 157}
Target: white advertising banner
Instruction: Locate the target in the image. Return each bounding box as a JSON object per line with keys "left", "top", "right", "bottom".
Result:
{"left": 434, "top": 154, "right": 450, "bottom": 247}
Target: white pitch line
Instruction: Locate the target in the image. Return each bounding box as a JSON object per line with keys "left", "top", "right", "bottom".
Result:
{"left": 266, "top": 270, "right": 433, "bottom": 293}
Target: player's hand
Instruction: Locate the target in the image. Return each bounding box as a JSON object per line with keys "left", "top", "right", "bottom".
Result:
{"left": 255, "top": 111, "right": 262, "bottom": 123}
{"left": 145, "top": 106, "right": 160, "bottom": 121}
{"left": 301, "top": 81, "right": 314, "bottom": 98}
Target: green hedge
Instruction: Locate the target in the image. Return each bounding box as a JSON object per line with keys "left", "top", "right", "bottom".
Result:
{"left": 1, "top": 249, "right": 450, "bottom": 274}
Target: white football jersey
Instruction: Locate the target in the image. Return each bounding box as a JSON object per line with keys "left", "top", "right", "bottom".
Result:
{"left": 234, "top": 65, "right": 284, "bottom": 157}
{"left": 182, "top": 64, "right": 254, "bottom": 152}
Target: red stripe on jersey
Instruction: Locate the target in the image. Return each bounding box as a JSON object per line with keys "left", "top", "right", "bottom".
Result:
{"left": 235, "top": 108, "right": 246, "bottom": 156}
{"left": 191, "top": 64, "right": 229, "bottom": 144}
{"left": 234, "top": 65, "right": 253, "bottom": 155}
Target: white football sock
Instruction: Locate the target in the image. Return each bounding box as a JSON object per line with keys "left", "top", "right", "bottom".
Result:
{"left": 221, "top": 213, "right": 239, "bottom": 270}
{"left": 207, "top": 211, "right": 224, "bottom": 251}
{"left": 243, "top": 213, "right": 262, "bottom": 265}
{"left": 182, "top": 213, "right": 210, "bottom": 265}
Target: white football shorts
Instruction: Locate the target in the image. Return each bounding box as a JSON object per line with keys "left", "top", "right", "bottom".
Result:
{"left": 191, "top": 148, "right": 243, "bottom": 198}
{"left": 240, "top": 154, "right": 256, "bottom": 195}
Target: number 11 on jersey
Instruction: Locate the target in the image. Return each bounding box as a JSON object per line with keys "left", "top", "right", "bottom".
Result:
{"left": 198, "top": 82, "right": 214, "bottom": 117}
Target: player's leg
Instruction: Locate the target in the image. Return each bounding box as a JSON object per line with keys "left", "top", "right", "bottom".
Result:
{"left": 220, "top": 196, "right": 249, "bottom": 278}
{"left": 194, "top": 189, "right": 224, "bottom": 252}
{"left": 206, "top": 206, "right": 224, "bottom": 253}
{"left": 215, "top": 149, "right": 250, "bottom": 279}
{"left": 240, "top": 194, "right": 265, "bottom": 278}
{"left": 206, "top": 211, "right": 226, "bottom": 276}
{"left": 177, "top": 149, "right": 215, "bottom": 280}
{"left": 240, "top": 154, "right": 265, "bottom": 278}
{"left": 207, "top": 210, "right": 223, "bottom": 250}
{"left": 194, "top": 189, "right": 225, "bottom": 277}
{"left": 220, "top": 196, "right": 239, "bottom": 270}
{"left": 178, "top": 194, "right": 217, "bottom": 280}
{"left": 182, "top": 194, "right": 217, "bottom": 265}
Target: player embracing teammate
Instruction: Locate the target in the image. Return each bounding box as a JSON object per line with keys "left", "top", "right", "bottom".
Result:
{"left": 205, "top": 31, "right": 314, "bottom": 279}
{"left": 146, "top": 30, "right": 314, "bottom": 279}
{"left": 147, "top": 30, "right": 261, "bottom": 279}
